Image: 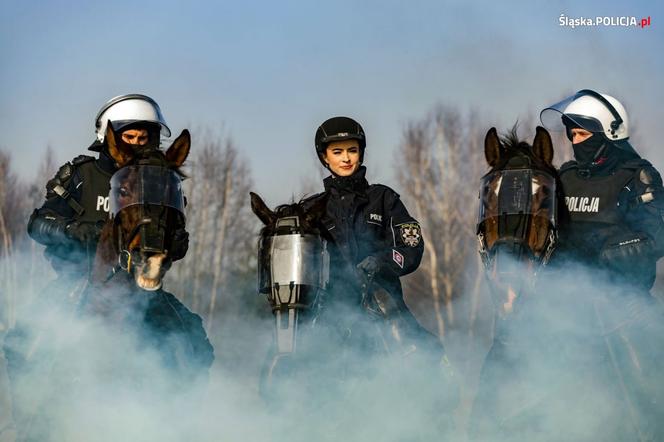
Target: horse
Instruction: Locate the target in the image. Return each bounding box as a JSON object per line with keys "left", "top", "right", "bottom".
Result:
{"left": 470, "top": 125, "right": 573, "bottom": 440}
{"left": 250, "top": 191, "right": 456, "bottom": 440}
{"left": 249, "top": 192, "right": 330, "bottom": 401}
{"left": 5, "top": 126, "right": 213, "bottom": 441}
{"left": 476, "top": 125, "right": 562, "bottom": 319}
{"left": 470, "top": 126, "right": 663, "bottom": 441}
{"left": 81, "top": 125, "right": 214, "bottom": 378}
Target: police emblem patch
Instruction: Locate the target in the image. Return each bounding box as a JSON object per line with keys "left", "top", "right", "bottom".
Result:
{"left": 399, "top": 223, "right": 421, "bottom": 247}
{"left": 392, "top": 249, "right": 404, "bottom": 268}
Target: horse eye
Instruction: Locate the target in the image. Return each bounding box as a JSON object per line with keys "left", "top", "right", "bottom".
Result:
{"left": 119, "top": 188, "right": 130, "bottom": 197}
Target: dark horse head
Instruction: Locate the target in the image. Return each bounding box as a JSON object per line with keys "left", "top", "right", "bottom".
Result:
{"left": 250, "top": 192, "right": 330, "bottom": 353}
{"left": 91, "top": 125, "right": 191, "bottom": 292}
{"left": 249, "top": 192, "right": 332, "bottom": 399}
{"left": 477, "top": 126, "right": 564, "bottom": 317}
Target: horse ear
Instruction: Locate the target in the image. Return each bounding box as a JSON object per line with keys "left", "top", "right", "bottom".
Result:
{"left": 250, "top": 192, "right": 276, "bottom": 226}
{"left": 533, "top": 126, "right": 554, "bottom": 166}
{"left": 106, "top": 125, "right": 134, "bottom": 167}
{"left": 484, "top": 127, "right": 501, "bottom": 167}
{"left": 165, "top": 130, "right": 191, "bottom": 168}
{"left": 304, "top": 194, "right": 328, "bottom": 226}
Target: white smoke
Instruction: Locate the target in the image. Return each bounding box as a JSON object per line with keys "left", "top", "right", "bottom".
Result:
{"left": 2, "top": 243, "right": 663, "bottom": 441}
{"left": 469, "top": 253, "right": 664, "bottom": 441}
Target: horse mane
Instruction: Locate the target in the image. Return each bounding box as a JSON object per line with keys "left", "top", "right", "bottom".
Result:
{"left": 258, "top": 196, "right": 330, "bottom": 240}
{"left": 142, "top": 148, "right": 188, "bottom": 178}
{"left": 500, "top": 124, "right": 531, "bottom": 152}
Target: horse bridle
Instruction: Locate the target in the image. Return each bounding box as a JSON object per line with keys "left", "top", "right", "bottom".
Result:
{"left": 477, "top": 155, "right": 558, "bottom": 271}
{"left": 104, "top": 216, "right": 153, "bottom": 283}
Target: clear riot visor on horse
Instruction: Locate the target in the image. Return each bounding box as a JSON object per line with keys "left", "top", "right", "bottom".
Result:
{"left": 478, "top": 169, "right": 557, "bottom": 228}
{"left": 540, "top": 91, "right": 606, "bottom": 134}
{"left": 109, "top": 165, "right": 185, "bottom": 216}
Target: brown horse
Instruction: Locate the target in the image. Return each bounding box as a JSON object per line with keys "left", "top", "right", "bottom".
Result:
{"left": 250, "top": 192, "right": 330, "bottom": 400}
{"left": 6, "top": 126, "right": 213, "bottom": 442}
{"left": 477, "top": 126, "right": 562, "bottom": 317}
{"left": 471, "top": 126, "right": 662, "bottom": 442}
{"left": 78, "top": 124, "right": 213, "bottom": 378}
{"left": 250, "top": 192, "right": 456, "bottom": 438}
{"left": 89, "top": 125, "right": 190, "bottom": 295}
{"left": 471, "top": 126, "right": 571, "bottom": 440}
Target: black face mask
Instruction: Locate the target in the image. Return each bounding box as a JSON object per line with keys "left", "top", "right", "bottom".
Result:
{"left": 573, "top": 134, "right": 606, "bottom": 166}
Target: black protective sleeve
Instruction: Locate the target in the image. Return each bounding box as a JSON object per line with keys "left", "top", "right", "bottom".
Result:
{"left": 27, "top": 161, "right": 84, "bottom": 247}
{"left": 624, "top": 165, "right": 664, "bottom": 257}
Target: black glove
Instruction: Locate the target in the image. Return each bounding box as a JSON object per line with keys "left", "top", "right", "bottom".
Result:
{"left": 170, "top": 228, "right": 189, "bottom": 261}
{"left": 599, "top": 232, "right": 655, "bottom": 270}
{"left": 65, "top": 220, "right": 104, "bottom": 246}
{"left": 356, "top": 256, "right": 381, "bottom": 284}
{"left": 28, "top": 211, "right": 68, "bottom": 245}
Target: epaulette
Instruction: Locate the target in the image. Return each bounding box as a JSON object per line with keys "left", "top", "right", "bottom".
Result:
{"left": 72, "top": 154, "right": 95, "bottom": 166}
{"left": 54, "top": 162, "right": 74, "bottom": 183}
{"left": 369, "top": 183, "right": 400, "bottom": 199}
{"left": 558, "top": 160, "right": 578, "bottom": 174}
{"left": 300, "top": 192, "right": 326, "bottom": 209}
{"left": 621, "top": 157, "right": 652, "bottom": 171}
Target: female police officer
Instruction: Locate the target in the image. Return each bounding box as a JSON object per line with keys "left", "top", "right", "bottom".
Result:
{"left": 304, "top": 116, "right": 448, "bottom": 360}
{"left": 300, "top": 116, "right": 455, "bottom": 437}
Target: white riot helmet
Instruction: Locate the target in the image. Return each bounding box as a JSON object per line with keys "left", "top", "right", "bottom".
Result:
{"left": 94, "top": 94, "right": 171, "bottom": 143}
{"left": 540, "top": 89, "right": 635, "bottom": 153}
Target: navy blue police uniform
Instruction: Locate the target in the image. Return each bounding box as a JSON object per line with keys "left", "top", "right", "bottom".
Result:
{"left": 303, "top": 166, "right": 439, "bottom": 345}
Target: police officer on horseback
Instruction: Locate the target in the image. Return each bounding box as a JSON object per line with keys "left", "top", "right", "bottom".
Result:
{"left": 541, "top": 89, "right": 664, "bottom": 293}
{"left": 542, "top": 91, "right": 664, "bottom": 439}
{"left": 296, "top": 116, "right": 455, "bottom": 434}
{"left": 304, "top": 116, "right": 444, "bottom": 352}
{"left": 28, "top": 94, "right": 189, "bottom": 295}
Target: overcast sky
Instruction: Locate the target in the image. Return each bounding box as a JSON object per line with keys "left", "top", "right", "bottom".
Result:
{"left": 1, "top": 0, "right": 661, "bottom": 206}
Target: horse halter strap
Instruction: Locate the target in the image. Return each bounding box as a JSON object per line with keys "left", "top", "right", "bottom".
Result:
{"left": 104, "top": 216, "right": 152, "bottom": 282}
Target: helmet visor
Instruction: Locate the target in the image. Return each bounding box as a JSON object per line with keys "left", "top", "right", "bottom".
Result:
{"left": 109, "top": 165, "right": 184, "bottom": 216}
{"left": 479, "top": 169, "right": 556, "bottom": 227}
{"left": 540, "top": 92, "right": 605, "bottom": 134}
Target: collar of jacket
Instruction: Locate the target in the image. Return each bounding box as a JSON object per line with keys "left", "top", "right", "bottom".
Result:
{"left": 97, "top": 150, "right": 119, "bottom": 174}
{"left": 579, "top": 146, "right": 639, "bottom": 177}
{"left": 324, "top": 166, "right": 369, "bottom": 195}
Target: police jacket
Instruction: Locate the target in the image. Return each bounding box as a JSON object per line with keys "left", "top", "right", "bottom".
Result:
{"left": 558, "top": 152, "right": 664, "bottom": 291}
{"left": 305, "top": 166, "right": 424, "bottom": 308}
{"left": 28, "top": 148, "right": 188, "bottom": 275}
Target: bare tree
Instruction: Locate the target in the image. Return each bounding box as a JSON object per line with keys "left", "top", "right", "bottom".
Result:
{"left": 396, "top": 106, "right": 491, "bottom": 340}
{"left": 165, "top": 131, "right": 256, "bottom": 333}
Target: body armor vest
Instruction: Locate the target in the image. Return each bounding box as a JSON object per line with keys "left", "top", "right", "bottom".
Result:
{"left": 560, "top": 165, "right": 633, "bottom": 227}
{"left": 75, "top": 159, "right": 113, "bottom": 223}
{"left": 559, "top": 162, "right": 641, "bottom": 260}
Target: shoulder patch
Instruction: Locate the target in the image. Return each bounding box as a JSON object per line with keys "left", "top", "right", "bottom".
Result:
{"left": 392, "top": 249, "right": 404, "bottom": 268}
{"left": 399, "top": 222, "right": 421, "bottom": 247}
